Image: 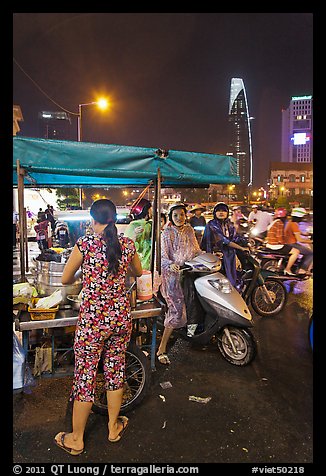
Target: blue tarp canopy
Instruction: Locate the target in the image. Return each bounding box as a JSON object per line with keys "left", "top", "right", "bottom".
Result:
{"left": 13, "top": 136, "right": 240, "bottom": 187}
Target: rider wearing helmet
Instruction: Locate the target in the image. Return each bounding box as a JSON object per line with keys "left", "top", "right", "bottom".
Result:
{"left": 130, "top": 198, "right": 152, "bottom": 221}
{"left": 124, "top": 198, "right": 153, "bottom": 270}
{"left": 248, "top": 204, "right": 273, "bottom": 239}
{"left": 230, "top": 205, "right": 244, "bottom": 232}
{"left": 167, "top": 201, "right": 188, "bottom": 225}
{"left": 284, "top": 207, "right": 313, "bottom": 276}
{"left": 157, "top": 202, "right": 202, "bottom": 364}
{"left": 200, "top": 202, "right": 249, "bottom": 287}
{"left": 265, "top": 207, "right": 300, "bottom": 276}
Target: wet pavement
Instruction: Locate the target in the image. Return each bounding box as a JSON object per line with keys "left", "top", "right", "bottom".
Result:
{"left": 11, "top": 239, "right": 316, "bottom": 472}
{"left": 12, "top": 278, "right": 314, "bottom": 469}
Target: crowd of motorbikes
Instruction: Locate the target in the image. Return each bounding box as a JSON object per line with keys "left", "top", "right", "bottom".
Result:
{"left": 44, "top": 211, "right": 313, "bottom": 416}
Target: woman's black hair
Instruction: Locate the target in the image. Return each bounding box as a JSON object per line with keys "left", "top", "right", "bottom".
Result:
{"left": 160, "top": 212, "right": 167, "bottom": 225}
{"left": 90, "top": 199, "right": 122, "bottom": 275}
{"left": 291, "top": 216, "right": 301, "bottom": 223}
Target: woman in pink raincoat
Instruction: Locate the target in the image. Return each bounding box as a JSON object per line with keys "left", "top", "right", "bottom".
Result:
{"left": 157, "top": 203, "right": 202, "bottom": 364}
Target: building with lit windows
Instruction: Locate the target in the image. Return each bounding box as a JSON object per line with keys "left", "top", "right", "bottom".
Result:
{"left": 38, "top": 111, "right": 72, "bottom": 140}
{"left": 226, "top": 78, "right": 253, "bottom": 195}
{"left": 281, "top": 95, "right": 313, "bottom": 163}
{"left": 268, "top": 161, "right": 313, "bottom": 201}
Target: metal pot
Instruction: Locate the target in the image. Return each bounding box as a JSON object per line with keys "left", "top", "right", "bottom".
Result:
{"left": 32, "top": 261, "right": 82, "bottom": 305}
{"left": 34, "top": 260, "right": 66, "bottom": 273}
{"left": 66, "top": 294, "right": 81, "bottom": 310}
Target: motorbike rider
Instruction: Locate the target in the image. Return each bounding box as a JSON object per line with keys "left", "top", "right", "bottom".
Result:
{"left": 284, "top": 207, "right": 313, "bottom": 277}
{"left": 201, "top": 202, "right": 249, "bottom": 287}
{"left": 124, "top": 198, "right": 152, "bottom": 270}
{"left": 265, "top": 207, "right": 301, "bottom": 276}
{"left": 247, "top": 204, "right": 273, "bottom": 240}
{"left": 157, "top": 202, "right": 202, "bottom": 364}
{"left": 230, "top": 205, "right": 245, "bottom": 232}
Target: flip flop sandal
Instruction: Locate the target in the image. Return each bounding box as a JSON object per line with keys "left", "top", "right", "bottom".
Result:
{"left": 108, "top": 416, "right": 129, "bottom": 443}
{"left": 157, "top": 353, "right": 171, "bottom": 365}
{"left": 54, "top": 432, "right": 84, "bottom": 456}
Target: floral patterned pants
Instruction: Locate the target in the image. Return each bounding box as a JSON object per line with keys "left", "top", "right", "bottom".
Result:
{"left": 70, "top": 316, "right": 132, "bottom": 402}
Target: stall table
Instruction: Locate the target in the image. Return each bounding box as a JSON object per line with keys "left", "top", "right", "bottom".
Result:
{"left": 14, "top": 296, "right": 164, "bottom": 372}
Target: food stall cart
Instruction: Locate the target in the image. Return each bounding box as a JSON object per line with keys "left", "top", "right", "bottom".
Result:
{"left": 13, "top": 136, "right": 239, "bottom": 372}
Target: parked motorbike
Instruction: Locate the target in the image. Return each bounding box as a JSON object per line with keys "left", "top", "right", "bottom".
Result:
{"left": 54, "top": 221, "right": 70, "bottom": 247}
{"left": 159, "top": 253, "right": 257, "bottom": 367}
{"left": 234, "top": 249, "right": 288, "bottom": 317}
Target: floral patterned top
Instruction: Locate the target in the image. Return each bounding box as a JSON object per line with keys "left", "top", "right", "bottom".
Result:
{"left": 76, "top": 233, "right": 136, "bottom": 326}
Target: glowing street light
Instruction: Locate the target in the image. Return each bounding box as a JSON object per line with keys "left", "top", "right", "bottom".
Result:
{"left": 77, "top": 98, "right": 109, "bottom": 142}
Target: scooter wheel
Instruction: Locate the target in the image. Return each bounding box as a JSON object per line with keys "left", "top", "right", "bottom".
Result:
{"left": 217, "top": 327, "right": 256, "bottom": 366}
{"left": 92, "top": 341, "right": 151, "bottom": 415}
{"left": 251, "top": 279, "right": 287, "bottom": 317}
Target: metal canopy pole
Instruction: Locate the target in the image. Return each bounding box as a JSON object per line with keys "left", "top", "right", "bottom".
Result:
{"left": 156, "top": 168, "right": 161, "bottom": 275}
{"left": 16, "top": 159, "right": 26, "bottom": 282}
{"left": 150, "top": 168, "right": 161, "bottom": 282}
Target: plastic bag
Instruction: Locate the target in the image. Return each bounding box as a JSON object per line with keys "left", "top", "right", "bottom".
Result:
{"left": 33, "top": 344, "right": 53, "bottom": 377}
{"left": 34, "top": 289, "right": 63, "bottom": 309}
{"left": 13, "top": 332, "right": 35, "bottom": 393}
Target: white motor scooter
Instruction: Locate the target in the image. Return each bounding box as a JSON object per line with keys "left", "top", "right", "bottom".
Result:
{"left": 176, "top": 253, "right": 257, "bottom": 366}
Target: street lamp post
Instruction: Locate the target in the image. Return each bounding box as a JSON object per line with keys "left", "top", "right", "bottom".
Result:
{"left": 77, "top": 102, "right": 98, "bottom": 142}
{"left": 76, "top": 99, "right": 109, "bottom": 207}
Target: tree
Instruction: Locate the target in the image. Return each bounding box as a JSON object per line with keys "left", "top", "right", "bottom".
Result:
{"left": 275, "top": 195, "right": 290, "bottom": 212}
{"left": 55, "top": 188, "right": 80, "bottom": 210}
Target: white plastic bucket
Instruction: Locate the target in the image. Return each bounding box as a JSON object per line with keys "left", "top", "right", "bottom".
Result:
{"left": 136, "top": 270, "right": 153, "bottom": 301}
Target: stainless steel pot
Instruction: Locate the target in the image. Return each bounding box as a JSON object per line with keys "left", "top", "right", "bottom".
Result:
{"left": 66, "top": 294, "right": 81, "bottom": 310}
{"left": 33, "top": 260, "right": 66, "bottom": 273}
{"left": 32, "top": 260, "right": 82, "bottom": 305}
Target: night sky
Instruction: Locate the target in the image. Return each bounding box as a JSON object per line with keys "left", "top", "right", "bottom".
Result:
{"left": 13, "top": 12, "right": 313, "bottom": 187}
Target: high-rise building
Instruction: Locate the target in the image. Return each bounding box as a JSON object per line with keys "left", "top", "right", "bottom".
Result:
{"left": 281, "top": 95, "right": 313, "bottom": 163}
{"left": 226, "top": 78, "right": 253, "bottom": 192}
{"left": 38, "top": 111, "right": 72, "bottom": 140}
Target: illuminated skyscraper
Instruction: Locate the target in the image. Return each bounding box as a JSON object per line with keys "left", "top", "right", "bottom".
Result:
{"left": 281, "top": 95, "right": 313, "bottom": 163}
{"left": 38, "top": 111, "right": 72, "bottom": 140}
{"left": 226, "top": 78, "right": 253, "bottom": 192}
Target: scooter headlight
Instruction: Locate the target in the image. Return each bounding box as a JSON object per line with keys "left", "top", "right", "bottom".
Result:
{"left": 208, "top": 277, "right": 232, "bottom": 293}
{"left": 251, "top": 227, "right": 259, "bottom": 236}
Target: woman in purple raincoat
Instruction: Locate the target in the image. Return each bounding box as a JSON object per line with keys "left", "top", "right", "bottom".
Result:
{"left": 201, "top": 202, "right": 249, "bottom": 287}
{"left": 157, "top": 203, "right": 202, "bottom": 365}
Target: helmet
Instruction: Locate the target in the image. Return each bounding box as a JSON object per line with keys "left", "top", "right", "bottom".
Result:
{"left": 168, "top": 202, "right": 187, "bottom": 215}
{"left": 130, "top": 198, "right": 152, "bottom": 219}
{"left": 274, "top": 207, "right": 287, "bottom": 218}
{"left": 251, "top": 204, "right": 258, "bottom": 209}
{"left": 168, "top": 202, "right": 188, "bottom": 223}
{"left": 291, "top": 207, "right": 306, "bottom": 218}
{"left": 213, "top": 202, "right": 229, "bottom": 217}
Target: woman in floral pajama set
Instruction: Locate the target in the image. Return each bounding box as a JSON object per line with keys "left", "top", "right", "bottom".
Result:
{"left": 54, "top": 199, "right": 142, "bottom": 455}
